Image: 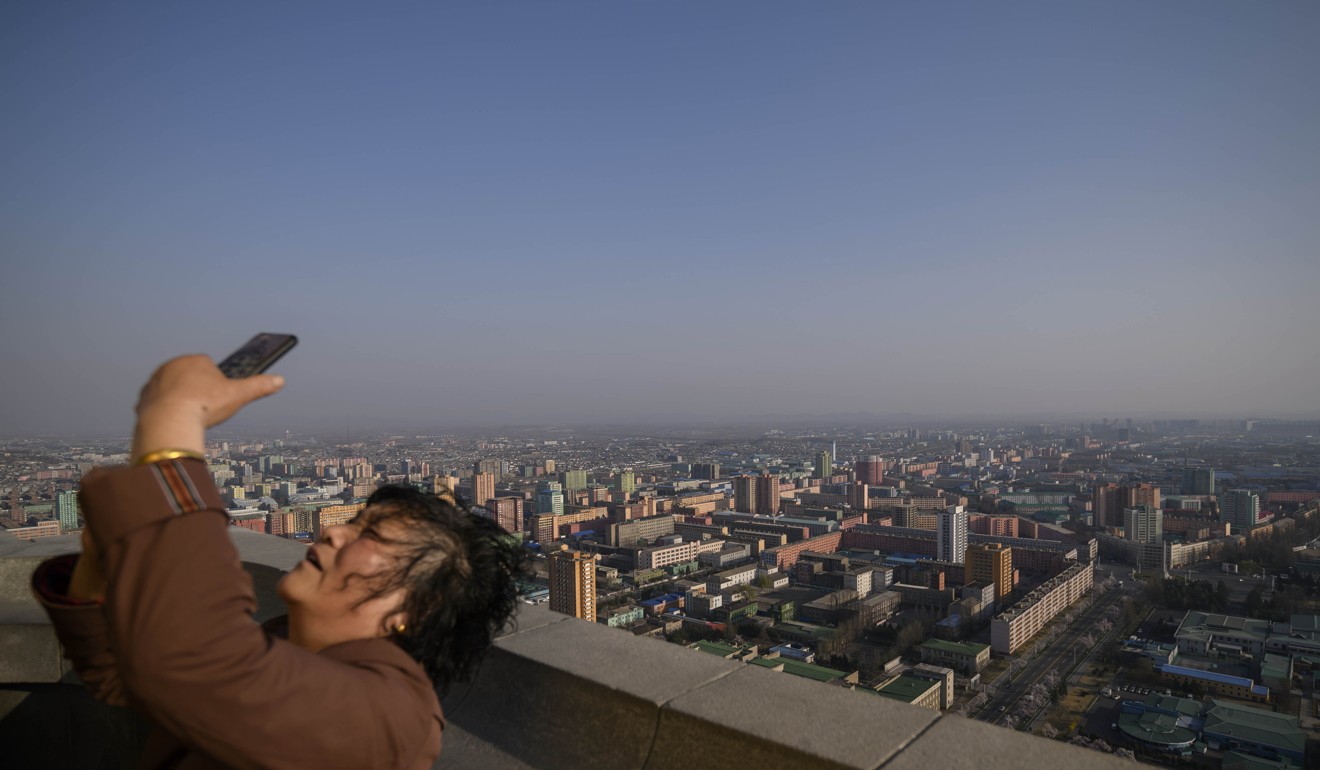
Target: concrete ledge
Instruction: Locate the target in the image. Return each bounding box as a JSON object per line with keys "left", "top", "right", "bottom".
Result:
{"left": 0, "top": 613, "right": 63, "bottom": 683}
{"left": 648, "top": 665, "right": 937, "bottom": 770}
{"left": 443, "top": 605, "right": 742, "bottom": 770}
{"left": 879, "top": 713, "right": 1133, "bottom": 769}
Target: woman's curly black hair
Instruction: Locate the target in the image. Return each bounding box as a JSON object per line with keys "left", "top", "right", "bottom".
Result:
{"left": 356, "top": 484, "right": 530, "bottom": 696}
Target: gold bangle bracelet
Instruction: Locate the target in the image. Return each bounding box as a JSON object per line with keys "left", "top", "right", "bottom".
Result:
{"left": 135, "top": 449, "right": 205, "bottom": 466}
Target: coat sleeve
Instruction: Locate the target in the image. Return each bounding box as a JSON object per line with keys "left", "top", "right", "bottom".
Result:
{"left": 32, "top": 555, "right": 128, "bottom": 706}
{"left": 80, "top": 459, "right": 441, "bottom": 770}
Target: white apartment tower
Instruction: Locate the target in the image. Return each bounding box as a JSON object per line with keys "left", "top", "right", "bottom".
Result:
{"left": 937, "top": 506, "right": 969, "bottom": 564}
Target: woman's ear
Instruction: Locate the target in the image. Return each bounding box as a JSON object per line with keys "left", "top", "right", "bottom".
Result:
{"left": 388, "top": 612, "right": 409, "bottom": 636}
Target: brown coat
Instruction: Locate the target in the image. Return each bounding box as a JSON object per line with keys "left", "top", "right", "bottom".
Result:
{"left": 35, "top": 459, "right": 443, "bottom": 770}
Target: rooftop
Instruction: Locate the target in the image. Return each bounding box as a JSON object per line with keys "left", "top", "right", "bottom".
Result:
{"left": 919, "top": 638, "right": 990, "bottom": 656}
{"left": 1175, "top": 610, "right": 1270, "bottom": 644}
{"left": 690, "top": 640, "right": 750, "bottom": 659}
{"left": 1156, "top": 664, "right": 1270, "bottom": 698}
{"left": 749, "top": 658, "right": 853, "bottom": 684}
{"left": 1116, "top": 711, "right": 1198, "bottom": 748}
{"left": 1203, "top": 700, "right": 1306, "bottom": 755}
{"left": 873, "top": 675, "right": 939, "bottom": 703}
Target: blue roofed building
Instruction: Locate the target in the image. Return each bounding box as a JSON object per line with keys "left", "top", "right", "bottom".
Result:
{"left": 1155, "top": 663, "right": 1270, "bottom": 703}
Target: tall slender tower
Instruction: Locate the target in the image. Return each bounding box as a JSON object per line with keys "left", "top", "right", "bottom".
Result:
{"left": 937, "top": 506, "right": 969, "bottom": 564}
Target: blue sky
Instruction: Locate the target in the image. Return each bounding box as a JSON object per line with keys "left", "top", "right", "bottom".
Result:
{"left": 3, "top": 2, "right": 1318, "bottom": 434}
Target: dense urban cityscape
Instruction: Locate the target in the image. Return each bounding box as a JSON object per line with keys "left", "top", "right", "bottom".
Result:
{"left": 5, "top": 418, "right": 1320, "bottom": 766}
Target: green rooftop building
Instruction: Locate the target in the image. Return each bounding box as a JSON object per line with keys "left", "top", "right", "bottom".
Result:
{"left": 918, "top": 638, "right": 990, "bottom": 674}
{"left": 749, "top": 656, "right": 857, "bottom": 685}
{"left": 872, "top": 675, "right": 941, "bottom": 711}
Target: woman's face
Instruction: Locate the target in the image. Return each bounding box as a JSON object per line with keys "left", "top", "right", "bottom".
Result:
{"left": 278, "top": 507, "right": 409, "bottom": 647}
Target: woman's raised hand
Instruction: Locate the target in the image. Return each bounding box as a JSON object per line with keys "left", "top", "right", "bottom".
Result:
{"left": 132, "top": 355, "right": 284, "bottom": 462}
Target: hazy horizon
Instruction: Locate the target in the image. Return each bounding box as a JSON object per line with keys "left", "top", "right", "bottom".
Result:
{"left": 4, "top": 2, "right": 1318, "bottom": 435}
{"left": 6, "top": 407, "right": 1317, "bottom": 443}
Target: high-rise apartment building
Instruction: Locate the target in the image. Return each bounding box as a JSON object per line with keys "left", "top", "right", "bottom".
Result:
{"left": 1093, "top": 483, "right": 1121, "bottom": 528}
{"left": 849, "top": 482, "right": 869, "bottom": 512}
{"left": 1094, "top": 483, "right": 1162, "bottom": 529}
{"left": 268, "top": 510, "right": 297, "bottom": 537}
{"left": 1127, "top": 483, "right": 1161, "bottom": 515}
{"left": 488, "top": 496, "right": 524, "bottom": 535}
{"left": 56, "top": 490, "right": 79, "bottom": 533}
{"left": 313, "top": 503, "right": 367, "bottom": 536}
{"left": 548, "top": 546, "right": 596, "bottom": 622}
{"left": 290, "top": 506, "right": 315, "bottom": 534}
{"left": 474, "top": 458, "right": 503, "bottom": 476}
{"left": 734, "top": 475, "right": 757, "bottom": 514}
{"left": 1124, "top": 506, "right": 1166, "bottom": 574}
{"left": 855, "top": 456, "right": 887, "bottom": 486}
{"left": 536, "top": 481, "right": 564, "bottom": 516}
{"left": 616, "top": 471, "right": 635, "bottom": 497}
{"left": 433, "top": 475, "right": 459, "bottom": 498}
{"left": 755, "top": 473, "right": 780, "bottom": 516}
{"left": 1124, "top": 506, "right": 1163, "bottom": 544}
{"left": 559, "top": 469, "right": 588, "bottom": 492}
{"left": 1219, "top": 490, "right": 1260, "bottom": 534}
{"left": 814, "top": 450, "right": 832, "bottom": 480}
{"left": 472, "top": 472, "right": 497, "bottom": 510}
{"left": 1182, "top": 467, "right": 1215, "bottom": 496}
{"left": 964, "top": 543, "right": 1013, "bottom": 601}
{"left": 937, "top": 506, "right": 969, "bottom": 564}
{"left": 692, "top": 463, "right": 721, "bottom": 480}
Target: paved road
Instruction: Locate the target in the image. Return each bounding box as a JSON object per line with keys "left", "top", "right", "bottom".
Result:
{"left": 1178, "top": 561, "right": 1274, "bottom": 604}
{"left": 974, "top": 586, "right": 1125, "bottom": 725}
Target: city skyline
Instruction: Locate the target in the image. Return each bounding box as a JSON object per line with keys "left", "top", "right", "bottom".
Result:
{"left": 5, "top": 403, "right": 1320, "bottom": 763}
{"left": 4, "top": 2, "right": 1319, "bottom": 435}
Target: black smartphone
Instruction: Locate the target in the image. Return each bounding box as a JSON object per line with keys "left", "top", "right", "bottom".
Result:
{"left": 217, "top": 333, "right": 298, "bottom": 379}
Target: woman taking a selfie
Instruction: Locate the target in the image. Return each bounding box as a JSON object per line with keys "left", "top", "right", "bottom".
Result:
{"left": 33, "top": 355, "right": 526, "bottom": 769}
